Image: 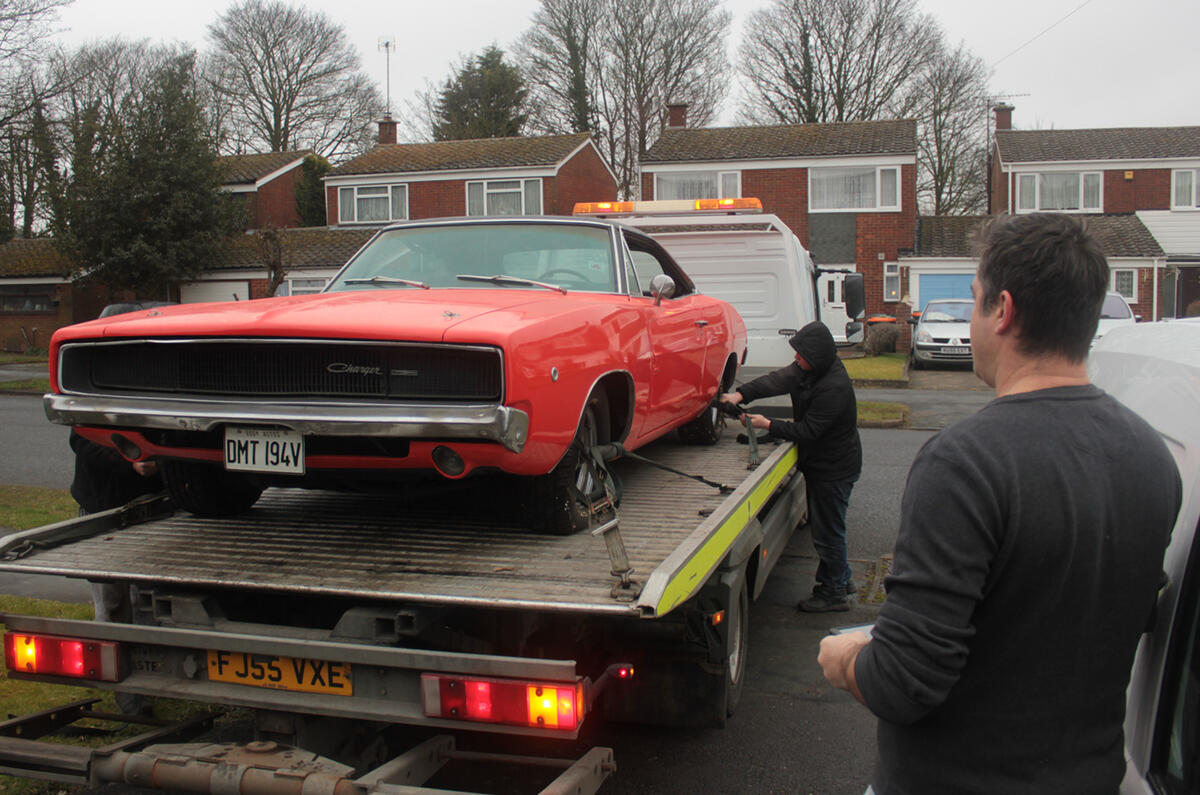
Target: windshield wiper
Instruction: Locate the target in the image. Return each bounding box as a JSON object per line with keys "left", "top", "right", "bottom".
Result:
{"left": 343, "top": 276, "right": 430, "bottom": 289}
{"left": 456, "top": 274, "right": 567, "bottom": 294}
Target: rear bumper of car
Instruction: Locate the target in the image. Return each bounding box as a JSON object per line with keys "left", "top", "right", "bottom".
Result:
{"left": 44, "top": 393, "right": 530, "bottom": 453}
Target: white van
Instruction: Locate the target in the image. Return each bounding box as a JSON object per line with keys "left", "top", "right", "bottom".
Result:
{"left": 578, "top": 200, "right": 865, "bottom": 367}
{"left": 1089, "top": 319, "right": 1200, "bottom": 792}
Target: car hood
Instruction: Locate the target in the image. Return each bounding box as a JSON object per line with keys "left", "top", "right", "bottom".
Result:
{"left": 918, "top": 320, "right": 971, "bottom": 342}
{"left": 1094, "top": 317, "right": 1135, "bottom": 340}
{"left": 53, "top": 290, "right": 608, "bottom": 345}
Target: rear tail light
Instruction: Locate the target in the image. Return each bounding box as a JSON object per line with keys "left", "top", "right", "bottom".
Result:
{"left": 421, "top": 674, "right": 584, "bottom": 731}
{"left": 4, "top": 632, "right": 122, "bottom": 681}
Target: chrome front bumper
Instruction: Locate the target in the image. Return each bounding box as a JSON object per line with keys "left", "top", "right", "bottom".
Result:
{"left": 44, "top": 393, "right": 530, "bottom": 453}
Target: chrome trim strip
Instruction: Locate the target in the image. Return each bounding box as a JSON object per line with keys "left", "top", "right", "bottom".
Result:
{"left": 44, "top": 394, "right": 530, "bottom": 453}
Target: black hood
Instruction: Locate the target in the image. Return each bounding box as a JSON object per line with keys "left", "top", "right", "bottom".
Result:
{"left": 787, "top": 321, "right": 838, "bottom": 376}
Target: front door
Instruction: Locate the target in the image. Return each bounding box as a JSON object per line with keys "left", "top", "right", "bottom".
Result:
{"left": 818, "top": 271, "right": 851, "bottom": 342}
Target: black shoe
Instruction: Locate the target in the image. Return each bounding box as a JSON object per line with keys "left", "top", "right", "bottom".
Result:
{"left": 845, "top": 580, "right": 858, "bottom": 595}
{"left": 797, "top": 593, "right": 851, "bottom": 613}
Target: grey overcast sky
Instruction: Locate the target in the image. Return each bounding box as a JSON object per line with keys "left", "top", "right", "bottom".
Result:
{"left": 53, "top": 0, "right": 1200, "bottom": 135}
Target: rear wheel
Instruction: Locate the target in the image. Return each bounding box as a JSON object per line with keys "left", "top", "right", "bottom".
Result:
{"left": 677, "top": 401, "right": 724, "bottom": 445}
{"left": 161, "top": 460, "right": 264, "bottom": 517}
{"left": 527, "top": 391, "right": 613, "bottom": 535}
{"left": 723, "top": 576, "right": 749, "bottom": 717}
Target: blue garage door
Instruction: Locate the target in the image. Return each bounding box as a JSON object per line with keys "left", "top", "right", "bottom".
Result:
{"left": 918, "top": 274, "right": 974, "bottom": 309}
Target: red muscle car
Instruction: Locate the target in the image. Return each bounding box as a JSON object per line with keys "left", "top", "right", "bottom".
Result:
{"left": 45, "top": 217, "right": 747, "bottom": 533}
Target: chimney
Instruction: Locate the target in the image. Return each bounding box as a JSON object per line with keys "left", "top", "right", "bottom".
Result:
{"left": 378, "top": 115, "right": 398, "bottom": 145}
{"left": 992, "top": 103, "right": 1014, "bottom": 131}
{"left": 666, "top": 102, "right": 689, "bottom": 130}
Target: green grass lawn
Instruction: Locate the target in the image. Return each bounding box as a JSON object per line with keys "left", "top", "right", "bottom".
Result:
{"left": 0, "top": 353, "right": 47, "bottom": 365}
{"left": 0, "top": 378, "right": 50, "bottom": 393}
{"left": 0, "top": 485, "right": 77, "bottom": 530}
{"left": 843, "top": 351, "right": 908, "bottom": 381}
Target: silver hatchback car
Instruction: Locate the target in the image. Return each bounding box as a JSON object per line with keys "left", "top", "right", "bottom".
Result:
{"left": 909, "top": 298, "right": 974, "bottom": 369}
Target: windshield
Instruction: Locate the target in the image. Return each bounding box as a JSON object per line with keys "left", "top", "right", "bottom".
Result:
{"left": 921, "top": 301, "right": 973, "bottom": 322}
{"left": 327, "top": 223, "right": 618, "bottom": 293}
{"left": 1100, "top": 293, "right": 1132, "bottom": 319}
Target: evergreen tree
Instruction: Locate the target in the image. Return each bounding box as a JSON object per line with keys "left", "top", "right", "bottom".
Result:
{"left": 432, "top": 47, "right": 528, "bottom": 141}
{"left": 295, "top": 153, "right": 331, "bottom": 227}
{"left": 55, "top": 53, "right": 236, "bottom": 297}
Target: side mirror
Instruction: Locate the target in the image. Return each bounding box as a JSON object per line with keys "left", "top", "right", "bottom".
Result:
{"left": 842, "top": 273, "right": 866, "bottom": 321}
{"left": 650, "top": 274, "right": 676, "bottom": 306}
{"left": 907, "top": 316, "right": 918, "bottom": 325}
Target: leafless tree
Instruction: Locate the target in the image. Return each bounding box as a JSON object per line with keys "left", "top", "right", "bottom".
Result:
{"left": 905, "top": 41, "right": 989, "bottom": 214}
{"left": 737, "top": 0, "right": 940, "bottom": 125}
{"left": 204, "top": 0, "right": 382, "bottom": 161}
{"left": 514, "top": 0, "right": 729, "bottom": 197}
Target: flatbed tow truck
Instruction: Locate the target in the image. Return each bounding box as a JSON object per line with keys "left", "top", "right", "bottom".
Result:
{"left": 0, "top": 428, "right": 805, "bottom": 794}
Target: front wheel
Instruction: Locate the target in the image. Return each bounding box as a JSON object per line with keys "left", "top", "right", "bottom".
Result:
{"left": 161, "top": 460, "right": 264, "bottom": 517}
{"left": 677, "top": 400, "right": 724, "bottom": 445}
{"left": 526, "top": 392, "right": 612, "bottom": 535}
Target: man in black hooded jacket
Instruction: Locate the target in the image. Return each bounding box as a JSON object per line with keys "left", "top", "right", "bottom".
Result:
{"left": 721, "top": 321, "right": 862, "bottom": 612}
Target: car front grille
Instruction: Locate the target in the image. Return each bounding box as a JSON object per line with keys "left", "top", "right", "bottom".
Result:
{"left": 59, "top": 339, "right": 503, "bottom": 401}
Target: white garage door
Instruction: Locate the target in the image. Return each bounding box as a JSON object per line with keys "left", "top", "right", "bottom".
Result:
{"left": 179, "top": 281, "right": 249, "bottom": 304}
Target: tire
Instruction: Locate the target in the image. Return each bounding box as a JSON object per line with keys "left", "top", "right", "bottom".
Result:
{"left": 723, "top": 576, "right": 749, "bottom": 717}
{"left": 161, "top": 460, "right": 264, "bottom": 517}
{"left": 677, "top": 401, "right": 724, "bottom": 445}
{"left": 910, "top": 355, "right": 923, "bottom": 371}
{"left": 527, "top": 391, "right": 612, "bottom": 535}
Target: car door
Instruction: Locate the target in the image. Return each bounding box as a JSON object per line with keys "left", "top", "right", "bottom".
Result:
{"left": 624, "top": 234, "right": 711, "bottom": 436}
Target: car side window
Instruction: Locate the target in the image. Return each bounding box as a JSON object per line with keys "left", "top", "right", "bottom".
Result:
{"left": 630, "top": 251, "right": 664, "bottom": 297}
{"left": 1150, "top": 520, "right": 1200, "bottom": 792}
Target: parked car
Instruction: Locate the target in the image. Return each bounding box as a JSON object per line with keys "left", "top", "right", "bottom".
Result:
{"left": 1093, "top": 290, "right": 1138, "bottom": 346}
{"left": 909, "top": 298, "right": 974, "bottom": 369}
{"left": 45, "top": 217, "right": 747, "bottom": 534}
{"left": 1088, "top": 320, "right": 1200, "bottom": 793}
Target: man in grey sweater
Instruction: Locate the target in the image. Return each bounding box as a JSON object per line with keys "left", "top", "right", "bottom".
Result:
{"left": 818, "top": 213, "right": 1182, "bottom": 794}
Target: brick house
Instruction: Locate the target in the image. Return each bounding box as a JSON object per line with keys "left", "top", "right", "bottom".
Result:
{"left": 639, "top": 107, "right": 919, "bottom": 333}
{"left": 0, "top": 238, "right": 114, "bottom": 352}
{"left": 324, "top": 125, "right": 617, "bottom": 226}
{"left": 903, "top": 214, "right": 1164, "bottom": 318}
{"left": 219, "top": 150, "right": 311, "bottom": 230}
{"left": 989, "top": 104, "right": 1199, "bottom": 318}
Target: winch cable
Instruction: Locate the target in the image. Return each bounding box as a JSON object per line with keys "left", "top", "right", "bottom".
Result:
{"left": 594, "top": 441, "right": 734, "bottom": 494}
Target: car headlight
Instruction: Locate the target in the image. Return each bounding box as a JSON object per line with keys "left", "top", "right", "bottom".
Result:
{"left": 916, "top": 330, "right": 933, "bottom": 344}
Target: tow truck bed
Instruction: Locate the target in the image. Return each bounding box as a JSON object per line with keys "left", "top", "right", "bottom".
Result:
{"left": 0, "top": 435, "right": 796, "bottom": 618}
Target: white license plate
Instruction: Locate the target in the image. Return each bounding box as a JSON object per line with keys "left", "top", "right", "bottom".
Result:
{"left": 224, "top": 427, "right": 305, "bottom": 474}
{"left": 941, "top": 346, "right": 970, "bottom": 354}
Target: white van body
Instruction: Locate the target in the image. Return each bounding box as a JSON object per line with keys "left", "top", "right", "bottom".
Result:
{"left": 619, "top": 213, "right": 828, "bottom": 367}
{"left": 1089, "top": 320, "right": 1200, "bottom": 793}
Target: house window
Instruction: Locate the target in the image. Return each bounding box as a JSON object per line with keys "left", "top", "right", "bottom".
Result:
{"left": 0, "top": 285, "right": 55, "bottom": 313}
{"left": 655, "top": 171, "right": 741, "bottom": 200}
{"left": 338, "top": 185, "right": 408, "bottom": 224}
{"left": 1112, "top": 269, "right": 1137, "bottom": 302}
{"left": 287, "top": 277, "right": 328, "bottom": 296}
{"left": 1172, "top": 169, "right": 1199, "bottom": 209}
{"left": 466, "top": 179, "right": 543, "bottom": 217}
{"left": 1015, "top": 172, "right": 1102, "bottom": 212}
{"left": 810, "top": 166, "right": 900, "bottom": 211}
{"left": 883, "top": 262, "right": 901, "bottom": 302}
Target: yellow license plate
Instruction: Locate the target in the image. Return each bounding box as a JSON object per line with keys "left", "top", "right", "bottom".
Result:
{"left": 206, "top": 650, "right": 353, "bottom": 696}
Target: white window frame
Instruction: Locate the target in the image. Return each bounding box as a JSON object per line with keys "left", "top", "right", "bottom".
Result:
{"left": 286, "top": 277, "right": 329, "bottom": 296}
{"left": 1111, "top": 269, "right": 1138, "bottom": 303}
{"left": 808, "top": 165, "right": 901, "bottom": 213}
{"left": 1171, "top": 169, "right": 1200, "bottom": 210}
{"left": 465, "top": 178, "right": 543, "bottom": 217}
{"left": 653, "top": 170, "right": 741, "bottom": 200}
{"left": 1014, "top": 171, "right": 1103, "bottom": 213}
{"left": 338, "top": 184, "right": 409, "bottom": 224}
{"left": 883, "top": 262, "right": 901, "bottom": 302}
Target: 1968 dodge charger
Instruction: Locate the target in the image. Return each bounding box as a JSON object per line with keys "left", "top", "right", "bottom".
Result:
{"left": 45, "top": 217, "right": 747, "bottom": 533}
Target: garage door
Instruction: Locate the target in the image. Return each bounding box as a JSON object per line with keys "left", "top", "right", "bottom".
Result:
{"left": 179, "top": 281, "right": 249, "bottom": 304}
{"left": 918, "top": 274, "right": 974, "bottom": 309}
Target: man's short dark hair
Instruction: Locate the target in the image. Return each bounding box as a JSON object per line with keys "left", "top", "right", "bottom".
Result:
{"left": 975, "top": 213, "right": 1109, "bottom": 362}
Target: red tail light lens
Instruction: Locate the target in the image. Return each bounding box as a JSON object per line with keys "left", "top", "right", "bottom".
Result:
{"left": 421, "top": 673, "right": 583, "bottom": 731}
{"left": 4, "top": 632, "right": 122, "bottom": 681}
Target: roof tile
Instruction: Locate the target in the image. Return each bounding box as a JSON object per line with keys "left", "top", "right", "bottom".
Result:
{"left": 641, "top": 119, "right": 917, "bottom": 163}
{"left": 329, "top": 133, "right": 592, "bottom": 176}
{"left": 0, "top": 238, "right": 72, "bottom": 277}
{"left": 913, "top": 214, "right": 1164, "bottom": 259}
{"left": 219, "top": 151, "right": 311, "bottom": 185}
{"left": 995, "top": 127, "right": 1200, "bottom": 163}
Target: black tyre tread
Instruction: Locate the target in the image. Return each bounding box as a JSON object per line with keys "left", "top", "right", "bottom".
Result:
{"left": 527, "top": 391, "right": 612, "bottom": 535}
{"left": 161, "top": 460, "right": 264, "bottom": 517}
